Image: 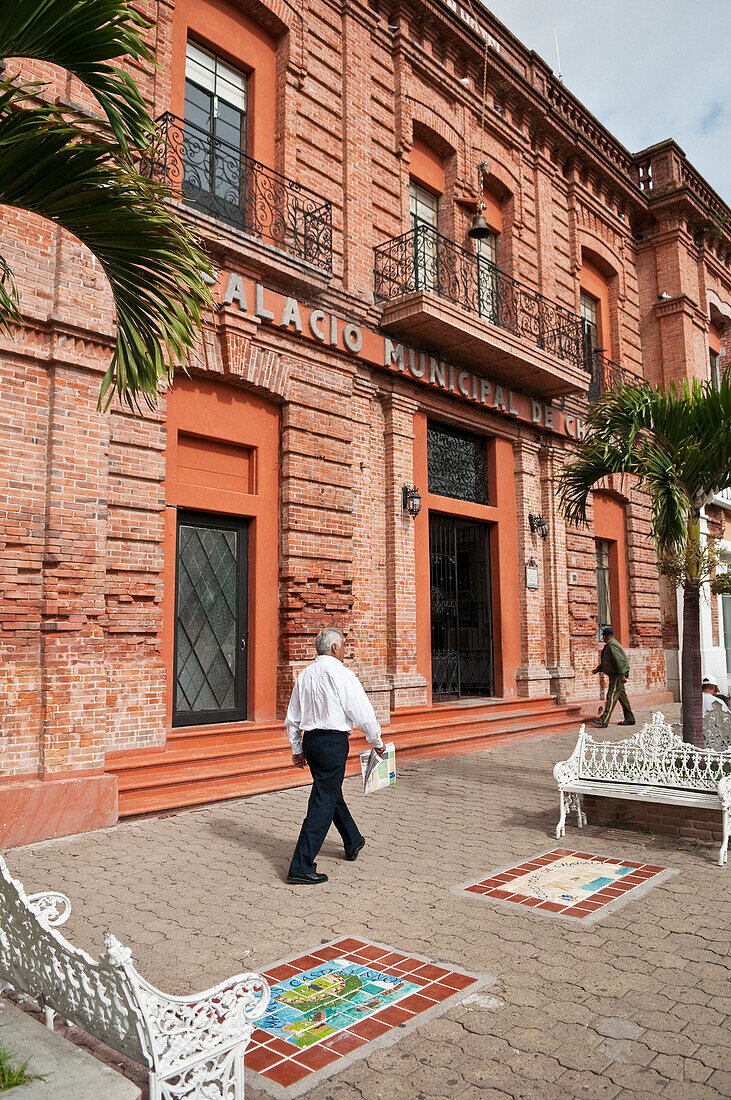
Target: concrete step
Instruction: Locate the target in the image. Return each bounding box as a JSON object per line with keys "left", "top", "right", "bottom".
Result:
{"left": 113, "top": 700, "right": 582, "bottom": 817}
{"left": 0, "top": 998, "right": 141, "bottom": 1100}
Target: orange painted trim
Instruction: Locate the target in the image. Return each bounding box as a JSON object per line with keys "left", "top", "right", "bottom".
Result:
{"left": 413, "top": 412, "right": 432, "bottom": 700}
{"left": 164, "top": 377, "right": 280, "bottom": 725}
{"left": 593, "top": 493, "right": 629, "bottom": 647}
{"left": 491, "top": 436, "right": 520, "bottom": 697}
{"left": 709, "top": 321, "right": 721, "bottom": 355}
{"left": 481, "top": 189, "right": 502, "bottom": 234}
{"left": 0, "top": 774, "right": 118, "bottom": 848}
{"left": 172, "top": 0, "right": 277, "bottom": 168}
{"left": 412, "top": 419, "right": 519, "bottom": 700}
{"left": 410, "top": 136, "right": 445, "bottom": 195}
{"left": 579, "top": 258, "right": 612, "bottom": 359}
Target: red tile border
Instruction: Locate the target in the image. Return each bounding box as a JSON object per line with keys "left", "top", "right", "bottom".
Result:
{"left": 248, "top": 941, "right": 485, "bottom": 1096}
{"left": 439, "top": 972, "right": 477, "bottom": 990}
{"left": 422, "top": 981, "right": 458, "bottom": 1001}
{"left": 263, "top": 963, "right": 301, "bottom": 982}
{"left": 398, "top": 992, "right": 436, "bottom": 1014}
{"left": 311, "top": 946, "right": 344, "bottom": 961}
{"left": 459, "top": 850, "right": 667, "bottom": 922}
{"left": 292, "top": 1044, "right": 342, "bottom": 1070}
{"left": 356, "top": 944, "right": 390, "bottom": 961}
{"left": 263, "top": 1037, "right": 295, "bottom": 1058}
{"left": 322, "top": 1031, "right": 368, "bottom": 1054}
{"left": 373, "top": 1004, "right": 412, "bottom": 1026}
{"left": 261, "top": 1060, "right": 311, "bottom": 1086}
{"left": 349, "top": 1016, "right": 391, "bottom": 1040}
{"left": 246, "top": 1046, "right": 284, "bottom": 1073}
{"left": 412, "top": 963, "right": 451, "bottom": 981}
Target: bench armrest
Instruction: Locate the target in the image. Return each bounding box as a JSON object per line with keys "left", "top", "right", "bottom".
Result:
{"left": 553, "top": 725, "right": 584, "bottom": 786}
{"left": 102, "top": 934, "right": 269, "bottom": 1072}
{"left": 26, "top": 891, "right": 72, "bottom": 928}
{"left": 719, "top": 775, "right": 731, "bottom": 807}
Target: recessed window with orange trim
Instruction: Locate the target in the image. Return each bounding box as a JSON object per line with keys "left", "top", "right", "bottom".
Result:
{"left": 410, "top": 181, "right": 439, "bottom": 292}
{"left": 595, "top": 538, "right": 612, "bottom": 639}
{"left": 709, "top": 320, "right": 722, "bottom": 390}
{"left": 580, "top": 291, "right": 600, "bottom": 372}
{"left": 182, "top": 41, "right": 249, "bottom": 229}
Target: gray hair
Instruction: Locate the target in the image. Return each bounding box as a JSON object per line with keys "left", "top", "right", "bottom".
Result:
{"left": 315, "top": 627, "right": 344, "bottom": 655}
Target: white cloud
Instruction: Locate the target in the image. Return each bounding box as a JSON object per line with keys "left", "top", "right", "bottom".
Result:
{"left": 482, "top": 0, "right": 730, "bottom": 197}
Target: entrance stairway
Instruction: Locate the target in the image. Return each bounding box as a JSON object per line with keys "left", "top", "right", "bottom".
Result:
{"left": 106, "top": 696, "right": 582, "bottom": 818}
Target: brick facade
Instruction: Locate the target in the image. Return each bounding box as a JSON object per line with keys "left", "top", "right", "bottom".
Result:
{"left": 1, "top": 0, "right": 728, "bottom": 843}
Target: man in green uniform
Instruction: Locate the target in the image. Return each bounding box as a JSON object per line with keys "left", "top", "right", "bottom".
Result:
{"left": 592, "top": 626, "right": 635, "bottom": 727}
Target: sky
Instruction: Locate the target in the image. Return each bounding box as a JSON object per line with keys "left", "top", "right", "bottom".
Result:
{"left": 482, "top": 0, "right": 731, "bottom": 199}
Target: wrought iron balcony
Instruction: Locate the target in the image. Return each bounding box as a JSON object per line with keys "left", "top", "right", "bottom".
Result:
{"left": 373, "top": 225, "right": 586, "bottom": 390}
{"left": 588, "top": 351, "right": 644, "bottom": 401}
{"left": 143, "top": 112, "right": 333, "bottom": 273}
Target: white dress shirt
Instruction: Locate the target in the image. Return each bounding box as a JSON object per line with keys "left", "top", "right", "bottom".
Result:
{"left": 285, "top": 655, "right": 383, "bottom": 754}
{"left": 702, "top": 692, "right": 729, "bottom": 716}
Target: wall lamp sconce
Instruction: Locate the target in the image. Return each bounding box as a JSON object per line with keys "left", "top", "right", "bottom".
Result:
{"left": 529, "top": 513, "right": 549, "bottom": 539}
{"left": 402, "top": 485, "right": 422, "bottom": 518}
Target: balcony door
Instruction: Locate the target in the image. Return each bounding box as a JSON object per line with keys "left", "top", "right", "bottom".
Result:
{"left": 173, "top": 511, "right": 249, "bottom": 727}
{"left": 476, "top": 231, "right": 499, "bottom": 325}
{"left": 410, "top": 182, "right": 439, "bottom": 292}
{"left": 430, "top": 514, "right": 494, "bottom": 699}
{"left": 183, "top": 42, "right": 248, "bottom": 228}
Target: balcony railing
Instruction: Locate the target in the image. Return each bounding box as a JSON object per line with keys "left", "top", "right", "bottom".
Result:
{"left": 588, "top": 351, "right": 645, "bottom": 401}
{"left": 143, "top": 113, "right": 333, "bottom": 273}
{"left": 373, "top": 224, "right": 585, "bottom": 373}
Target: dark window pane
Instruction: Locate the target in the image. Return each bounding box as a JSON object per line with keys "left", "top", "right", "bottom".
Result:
{"left": 595, "top": 538, "right": 612, "bottom": 637}
{"left": 427, "top": 421, "right": 489, "bottom": 505}
{"left": 175, "top": 524, "right": 238, "bottom": 714}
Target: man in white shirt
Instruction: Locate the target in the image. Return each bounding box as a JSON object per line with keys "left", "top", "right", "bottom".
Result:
{"left": 701, "top": 675, "right": 730, "bottom": 717}
{"left": 285, "top": 627, "right": 387, "bottom": 885}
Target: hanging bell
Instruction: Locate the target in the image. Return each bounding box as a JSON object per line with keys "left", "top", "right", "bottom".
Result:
{"left": 468, "top": 209, "right": 492, "bottom": 240}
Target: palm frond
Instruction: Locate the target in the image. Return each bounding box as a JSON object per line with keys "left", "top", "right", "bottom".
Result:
{"left": 0, "top": 0, "right": 154, "bottom": 150}
{"left": 0, "top": 97, "right": 214, "bottom": 407}
{"left": 0, "top": 251, "right": 21, "bottom": 334}
{"left": 560, "top": 377, "right": 731, "bottom": 558}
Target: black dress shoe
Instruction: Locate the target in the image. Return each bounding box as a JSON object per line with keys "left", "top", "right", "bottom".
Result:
{"left": 345, "top": 841, "right": 365, "bottom": 862}
{"left": 287, "top": 872, "right": 328, "bottom": 885}
{"left": 618, "top": 720, "right": 636, "bottom": 725}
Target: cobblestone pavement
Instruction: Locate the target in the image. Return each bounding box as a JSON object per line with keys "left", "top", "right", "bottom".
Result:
{"left": 6, "top": 703, "right": 731, "bottom": 1099}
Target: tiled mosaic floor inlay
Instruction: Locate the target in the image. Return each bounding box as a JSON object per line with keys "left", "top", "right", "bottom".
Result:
{"left": 458, "top": 848, "right": 668, "bottom": 921}
{"left": 245, "top": 938, "right": 489, "bottom": 1097}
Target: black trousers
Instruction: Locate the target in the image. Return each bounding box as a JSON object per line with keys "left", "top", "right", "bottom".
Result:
{"left": 289, "top": 730, "right": 364, "bottom": 876}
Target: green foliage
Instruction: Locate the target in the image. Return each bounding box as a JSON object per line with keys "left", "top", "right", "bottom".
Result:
{"left": 0, "top": 1037, "right": 43, "bottom": 1091}
{"left": 558, "top": 375, "right": 731, "bottom": 562}
{"left": 657, "top": 538, "right": 727, "bottom": 591}
{"left": 0, "top": 0, "right": 154, "bottom": 152}
{"left": 0, "top": 0, "right": 214, "bottom": 408}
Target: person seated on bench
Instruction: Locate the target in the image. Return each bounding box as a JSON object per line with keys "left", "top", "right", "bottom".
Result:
{"left": 702, "top": 674, "right": 729, "bottom": 716}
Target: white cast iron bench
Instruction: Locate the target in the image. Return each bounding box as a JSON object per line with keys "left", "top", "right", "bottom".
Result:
{"left": 0, "top": 854, "right": 269, "bottom": 1099}
{"left": 553, "top": 712, "right": 731, "bottom": 866}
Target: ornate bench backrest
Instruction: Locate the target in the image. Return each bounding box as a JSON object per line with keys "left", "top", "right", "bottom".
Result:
{"left": 0, "top": 857, "right": 152, "bottom": 1067}
{"left": 577, "top": 711, "right": 731, "bottom": 791}
{"left": 703, "top": 707, "right": 731, "bottom": 753}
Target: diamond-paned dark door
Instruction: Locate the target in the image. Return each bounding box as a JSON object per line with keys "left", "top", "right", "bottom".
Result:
{"left": 429, "top": 514, "right": 494, "bottom": 700}
{"left": 173, "top": 512, "right": 248, "bottom": 726}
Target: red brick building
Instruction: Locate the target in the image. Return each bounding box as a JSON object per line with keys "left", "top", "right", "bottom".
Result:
{"left": 2, "top": 0, "right": 728, "bottom": 846}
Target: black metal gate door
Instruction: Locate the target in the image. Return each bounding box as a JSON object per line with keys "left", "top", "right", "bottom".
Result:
{"left": 429, "top": 514, "right": 494, "bottom": 699}
{"left": 173, "top": 511, "right": 249, "bottom": 726}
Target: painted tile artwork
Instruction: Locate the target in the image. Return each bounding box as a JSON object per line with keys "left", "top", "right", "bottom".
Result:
{"left": 257, "top": 960, "right": 421, "bottom": 1048}
{"left": 245, "top": 938, "right": 483, "bottom": 1096}
{"left": 460, "top": 848, "right": 667, "bottom": 920}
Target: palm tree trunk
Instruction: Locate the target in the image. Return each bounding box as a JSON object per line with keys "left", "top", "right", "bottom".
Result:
{"left": 681, "top": 512, "right": 704, "bottom": 747}
{"left": 681, "top": 581, "right": 703, "bottom": 746}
